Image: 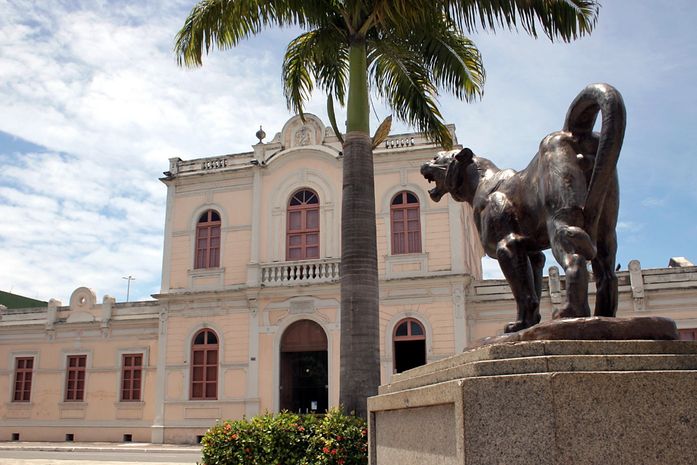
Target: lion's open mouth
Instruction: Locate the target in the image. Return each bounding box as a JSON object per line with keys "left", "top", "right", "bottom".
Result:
{"left": 421, "top": 163, "right": 447, "bottom": 202}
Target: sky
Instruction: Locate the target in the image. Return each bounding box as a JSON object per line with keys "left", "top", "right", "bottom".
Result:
{"left": 1, "top": 1, "right": 696, "bottom": 304}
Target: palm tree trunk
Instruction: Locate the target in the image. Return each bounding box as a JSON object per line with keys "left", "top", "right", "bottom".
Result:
{"left": 339, "top": 40, "right": 381, "bottom": 418}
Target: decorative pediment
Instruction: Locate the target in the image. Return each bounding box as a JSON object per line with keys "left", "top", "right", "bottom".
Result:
{"left": 65, "top": 287, "right": 99, "bottom": 323}
{"left": 281, "top": 114, "right": 326, "bottom": 149}
{"left": 69, "top": 287, "right": 97, "bottom": 311}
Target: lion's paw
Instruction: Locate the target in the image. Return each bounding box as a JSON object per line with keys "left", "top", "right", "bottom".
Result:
{"left": 504, "top": 321, "right": 528, "bottom": 333}
{"left": 553, "top": 306, "right": 589, "bottom": 319}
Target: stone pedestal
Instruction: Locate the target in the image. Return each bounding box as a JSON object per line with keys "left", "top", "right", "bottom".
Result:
{"left": 368, "top": 340, "right": 697, "bottom": 465}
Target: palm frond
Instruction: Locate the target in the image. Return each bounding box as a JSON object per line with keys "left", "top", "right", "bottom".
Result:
{"left": 327, "top": 95, "right": 345, "bottom": 144}
{"left": 174, "top": 0, "right": 339, "bottom": 67}
{"left": 407, "top": 22, "right": 485, "bottom": 102}
{"left": 444, "top": 0, "right": 599, "bottom": 41}
{"left": 369, "top": 39, "right": 453, "bottom": 149}
{"left": 282, "top": 33, "right": 315, "bottom": 118}
{"left": 356, "top": 0, "right": 427, "bottom": 36}
{"left": 372, "top": 115, "right": 392, "bottom": 149}
{"left": 282, "top": 27, "right": 349, "bottom": 116}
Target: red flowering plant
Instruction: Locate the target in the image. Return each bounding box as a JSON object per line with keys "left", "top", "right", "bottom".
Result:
{"left": 305, "top": 408, "right": 368, "bottom": 465}
{"left": 199, "top": 408, "right": 367, "bottom": 465}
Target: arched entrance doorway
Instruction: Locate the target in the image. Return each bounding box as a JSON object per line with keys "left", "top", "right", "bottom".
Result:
{"left": 280, "top": 320, "right": 328, "bottom": 413}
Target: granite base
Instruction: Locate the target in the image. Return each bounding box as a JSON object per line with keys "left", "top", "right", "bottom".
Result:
{"left": 368, "top": 340, "right": 697, "bottom": 465}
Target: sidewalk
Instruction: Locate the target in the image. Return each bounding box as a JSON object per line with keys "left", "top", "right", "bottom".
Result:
{"left": 0, "top": 441, "right": 201, "bottom": 454}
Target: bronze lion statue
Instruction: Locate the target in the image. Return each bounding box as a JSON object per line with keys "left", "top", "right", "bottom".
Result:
{"left": 421, "top": 83, "right": 626, "bottom": 333}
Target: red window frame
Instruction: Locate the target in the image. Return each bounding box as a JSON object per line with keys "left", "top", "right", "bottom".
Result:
{"left": 191, "top": 329, "right": 219, "bottom": 400}
{"left": 678, "top": 328, "right": 697, "bottom": 340}
{"left": 13, "top": 357, "right": 34, "bottom": 402}
{"left": 65, "top": 355, "right": 87, "bottom": 402}
{"left": 286, "top": 189, "right": 320, "bottom": 261}
{"left": 195, "top": 210, "right": 221, "bottom": 269}
{"left": 392, "top": 318, "right": 427, "bottom": 374}
{"left": 393, "top": 318, "right": 426, "bottom": 342}
{"left": 390, "top": 191, "right": 421, "bottom": 254}
{"left": 121, "top": 354, "right": 143, "bottom": 401}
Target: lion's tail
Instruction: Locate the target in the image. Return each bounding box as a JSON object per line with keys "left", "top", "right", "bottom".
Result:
{"left": 563, "top": 83, "right": 626, "bottom": 241}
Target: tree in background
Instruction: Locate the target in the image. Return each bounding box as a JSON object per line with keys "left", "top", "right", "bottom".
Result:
{"left": 175, "top": 0, "right": 599, "bottom": 418}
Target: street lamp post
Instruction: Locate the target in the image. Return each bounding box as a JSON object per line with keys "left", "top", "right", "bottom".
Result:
{"left": 122, "top": 275, "right": 136, "bottom": 302}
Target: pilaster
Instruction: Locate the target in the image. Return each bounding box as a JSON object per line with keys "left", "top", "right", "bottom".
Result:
{"left": 159, "top": 177, "right": 176, "bottom": 292}
{"left": 247, "top": 160, "right": 263, "bottom": 287}
{"left": 151, "top": 306, "right": 168, "bottom": 444}
{"left": 448, "top": 198, "right": 466, "bottom": 274}
{"left": 452, "top": 282, "right": 467, "bottom": 352}
{"left": 245, "top": 295, "right": 261, "bottom": 417}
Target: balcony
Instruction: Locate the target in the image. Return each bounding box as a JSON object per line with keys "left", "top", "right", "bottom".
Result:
{"left": 260, "top": 258, "right": 340, "bottom": 286}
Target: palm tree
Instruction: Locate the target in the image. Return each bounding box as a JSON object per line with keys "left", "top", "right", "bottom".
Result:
{"left": 175, "top": 0, "right": 599, "bottom": 418}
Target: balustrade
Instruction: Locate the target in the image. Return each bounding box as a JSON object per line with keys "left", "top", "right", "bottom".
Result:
{"left": 260, "top": 259, "right": 340, "bottom": 286}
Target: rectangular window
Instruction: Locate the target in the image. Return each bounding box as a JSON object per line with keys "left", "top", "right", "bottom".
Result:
{"left": 121, "top": 354, "right": 143, "bottom": 401}
{"left": 390, "top": 192, "right": 422, "bottom": 255}
{"left": 13, "top": 357, "right": 34, "bottom": 402}
{"left": 65, "top": 355, "right": 87, "bottom": 402}
{"left": 678, "top": 328, "right": 697, "bottom": 340}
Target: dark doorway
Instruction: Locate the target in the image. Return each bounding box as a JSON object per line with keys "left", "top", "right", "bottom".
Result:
{"left": 393, "top": 318, "right": 427, "bottom": 373}
{"left": 280, "top": 320, "right": 328, "bottom": 413}
{"left": 394, "top": 340, "right": 426, "bottom": 373}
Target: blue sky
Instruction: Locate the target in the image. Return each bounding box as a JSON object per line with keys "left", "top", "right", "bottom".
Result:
{"left": 1, "top": 1, "right": 696, "bottom": 303}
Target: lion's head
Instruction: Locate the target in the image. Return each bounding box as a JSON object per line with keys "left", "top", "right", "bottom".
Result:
{"left": 420, "top": 148, "right": 475, "bottom": 202}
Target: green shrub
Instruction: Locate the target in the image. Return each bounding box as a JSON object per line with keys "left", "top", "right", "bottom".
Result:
{"left": 200, "top": 408, "right": 368, "bottom": 465}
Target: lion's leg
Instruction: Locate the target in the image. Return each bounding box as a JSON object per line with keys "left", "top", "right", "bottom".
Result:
{"left": 496, "top": 234, "right": 540, "bottom": 333}
{"left": 549, "top": 208, "right": 596, "bottom": 319}
{"left": 592, "top": 232, "right": 618, "bottom": 317}
{"left": 483, "top": 193, "right": 540, "bottom": 333}
{"left": 529, "top": 251, "right": 546, "bottom": 306}
{"left": 592, "top": 179, "right": 619, "bottom": 317}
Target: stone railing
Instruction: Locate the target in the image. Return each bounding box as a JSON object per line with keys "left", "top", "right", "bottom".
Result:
{"left": 260, "top": 258, "right": 340, "bottom": 286}
{"left": 166, "top": 153, "right": 255, "bottom": 177}
{"left": 384, "top": 137, "right": 416, "bottom": 149}
{"left": 379, "top": 125, "right": 455, "bottom": 151}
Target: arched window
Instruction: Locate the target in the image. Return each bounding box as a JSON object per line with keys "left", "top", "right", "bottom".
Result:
{"left": 287, "top": 189, "right": 320, "bottom": 260}
{"left": 393, "top": 318, "right": 426, "bottom": 373}
{"left": 195, "top": 210, "right": 221, "bottom": 269}
{"left": 190, "top": 329, "right": 218, "bottom": 400}
{"left": 391, "top": 191, "right": 421, "bottom": 254}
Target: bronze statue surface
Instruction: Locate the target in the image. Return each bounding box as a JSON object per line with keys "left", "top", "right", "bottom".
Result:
{"left": 421, "top": 83, "right": 626, "bottom": 333}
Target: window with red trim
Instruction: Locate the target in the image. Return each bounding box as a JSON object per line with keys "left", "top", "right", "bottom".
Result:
{"left": 391, "top": 191, "right": 421, "bottom": 254}
{"left": 195, "top": 210, "right": 221, "bottom": 269}
{"left": 393, "top": 318, "right": 426, "bottom": 373}
{"left": 121, "top": 354, "right": 143, "bottom": 401}
{"left": 65, "top": 355, "right": 86, "bottom": 402}
{"left": 191, "top": 329, "right": 218, "bottom": 400}
{"left": 13, "top": 357, "right": 33, "bottom": 402}
{"left": 287, "top": 189, "right": 320, "bottom": 260}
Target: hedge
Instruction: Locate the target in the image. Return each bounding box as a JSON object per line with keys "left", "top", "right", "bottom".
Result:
{"left": 200, "top": 408, "right": 368, "bottom": 465}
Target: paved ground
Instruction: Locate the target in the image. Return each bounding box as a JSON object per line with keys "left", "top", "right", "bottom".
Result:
{"left": 0, "top": 442, "right": 202, "bottom": 465}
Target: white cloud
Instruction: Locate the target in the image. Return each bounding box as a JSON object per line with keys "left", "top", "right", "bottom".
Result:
{"left": 0, "top": 149, "right": 163, "bottom": 302}
{"left": 0, "top": 1, "right": 297, "bottom": 302}
{"left": 641, "top": 197, "right": 665, "bottom": 208}
{"left": 617, "top": 221, "right": 644, "bottom": 232}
